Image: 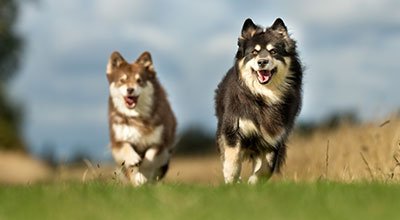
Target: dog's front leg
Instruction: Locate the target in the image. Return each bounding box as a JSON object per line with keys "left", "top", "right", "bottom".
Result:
{"left": 112, "top": 142, "right": 142, "bottom": 168}
{"left": 220, "top": 137, "right": 242, "bottom": 184}
{"left": 111, "top": 142, "right": 144, "bottom": 185}
{"left": 138, "top": 148, "right": 170, "bottom": 183}
{"left": 248, "top": 153, "right": 273, "bottom": 184}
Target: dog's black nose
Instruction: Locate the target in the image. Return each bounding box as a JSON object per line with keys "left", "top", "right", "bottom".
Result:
{"left": 127, "top": 88, "right": 134, "bottom": 94}
{"left": 257, "top": 59, "right": 269, "bottom": 68}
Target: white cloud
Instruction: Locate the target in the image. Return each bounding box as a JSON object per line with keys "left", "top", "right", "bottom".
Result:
{"left": 205, "top": 33, "right": 236, "bottom": 57}
{"left": 122, "top": 24, "right": 178, "bottom": 52}
{"left": 283, "top": 0, "right": 400, "bottom": 25}
{"left": 94, "top": 0, "right": 148, "bottom": 22}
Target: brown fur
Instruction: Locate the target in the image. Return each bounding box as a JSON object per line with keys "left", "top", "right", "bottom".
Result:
{"left": 106, "top": 51, "right": 176, "bottom": 185}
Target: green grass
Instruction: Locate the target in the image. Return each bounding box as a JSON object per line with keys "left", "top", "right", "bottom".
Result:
{"left": 0, "top": 181, "right": 399, "bottom": 220}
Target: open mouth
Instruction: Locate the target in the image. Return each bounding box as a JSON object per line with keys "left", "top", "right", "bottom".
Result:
{"left": 124, "top": 95, "right": 139, "bottom": 108}
{"left": 256, "top": 68, "right": 277, "bottom": 84}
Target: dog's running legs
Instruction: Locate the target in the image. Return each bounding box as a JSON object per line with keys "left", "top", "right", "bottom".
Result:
{"left": 111, "top": 142, "right": 143, "bottom": 185}
{"left": 137, "top": 148, "right": 170, "bottom": 185}
{"left": 248, "top": 153, "right": 273, "bottom": 184}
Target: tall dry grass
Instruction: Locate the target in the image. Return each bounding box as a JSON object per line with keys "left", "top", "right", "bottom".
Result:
{"left": 165, "top": 116, "right": 400, "bottom": 184}
{"left": 3, "top": 116, "right": 399, "bottom": 185}
{"left": 281, "top": 116, "right": 400, "bottom": 182}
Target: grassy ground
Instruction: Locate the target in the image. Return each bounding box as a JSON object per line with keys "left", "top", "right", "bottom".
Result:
{"left": 1, "top": 117, "right": 399, "bottom": 219}
{"left": 0, "top": 181, "right": 399, "bottom": 220}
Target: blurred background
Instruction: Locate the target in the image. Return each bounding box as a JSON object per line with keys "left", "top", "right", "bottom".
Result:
{"left": 1, "top": 0, "right": 400, "bottom": 183}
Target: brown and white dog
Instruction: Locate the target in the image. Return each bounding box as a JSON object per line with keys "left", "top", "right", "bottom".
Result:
{"left": 106, "top": 51, "right": 176, "bottom": 186}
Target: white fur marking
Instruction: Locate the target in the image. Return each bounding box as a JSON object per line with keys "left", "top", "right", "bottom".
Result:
{"left": 112, "top": 124, "right": 164, "bottom": 146}
{"left": 144, "top": 61, "right": 151, "bottom": 67}
{"left": 248, "top": 155, "right": 273, "bottom": 184}
{"left": 144, "top": 148, "right": 158, "bottom": 162}
{"left": 109, "top": 81, "right": 154, "bottom": 118}
{"left": 248, "top": 159, "right": 262, "bottom": 184}
{"left": 133, "top": 172, "right": 148, "bottom": 186}
{"left": 238, "top": 57, "right": 293, "bottom": 104}
{"left": 266, "top": 44, "right": 274, "bottom": 51}
{"left": 265, "top": 152, "right": 275, "bottom": 168}
{"left": 238, "top": 59, "right": 281, "bottom": 103}
{"left": 252, "top": 157, "right": 263, "bottom": 174}
{"left": 220, "top": 137, "right": 242, "bottom": 184}
{"left": 254, "top": 44, "right": 261, "bottom": 51}
{"left": 238, "top": 118, "right": 258, "bottom": 136}
{"left": 248, "top": 175, "right": 258, "bottom": 184}
{"left": 130, "top": 148, "right": 170, "bottom": 184}
{"left": 239, "top": 118, "right": 286, "bottom": 146}
{"left": 111, "top": 143, "right": 141, "bottom": 167}
{"left": 261, "top": 128, "right": 287, "bottom": 146}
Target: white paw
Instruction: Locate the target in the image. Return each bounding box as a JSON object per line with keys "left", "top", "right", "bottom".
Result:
{"left": 248, "top": 175, "right": 258, "bottom": 185}
{"left": 223, "top": 163, "right": 240, "bottom": 184}
{"left": 133, "top": 172, "right": 148, "bottom": 186}
{"left": 224, "top": 176, "right": 235, "bottom": 184}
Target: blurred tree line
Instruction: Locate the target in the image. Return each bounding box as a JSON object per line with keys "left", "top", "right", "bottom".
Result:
{"left": 49, "top": 111, "right": 365, "bottom": 165}
{"left": 295, "top": 111, "right": 359, "bottom": 136}
{"left": 0, "top": 0, "right": 25, "bottom": 151}
{"left": 174, "top": 127, "right": 216, "bottom": 155}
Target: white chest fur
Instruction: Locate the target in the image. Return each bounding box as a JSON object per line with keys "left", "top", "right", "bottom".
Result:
{"left": 112, "top": 124, "right": 164, "bottom": 146}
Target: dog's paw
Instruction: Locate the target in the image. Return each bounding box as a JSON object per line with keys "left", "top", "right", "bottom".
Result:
{"left": 133, "top": 172, "right": 148, "bottom": 186}
{"left": 248, "top": 175, "right": 259, "bottom": 184}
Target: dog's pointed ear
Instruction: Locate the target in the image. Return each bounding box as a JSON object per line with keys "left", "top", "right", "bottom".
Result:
{"left": 107, "top": 51, "right": 125, "bottom": 74}
{"left": 241, "top": 18, "right": 258, "bottom": 39}
{"left": 137, "top": 51, "right": 155, "bottom": 77}
{"left": 271, "top": 18, "right": 288, "bottom": 35}
{"left": 106, "top": 51, "right": 126, "bottom": 82}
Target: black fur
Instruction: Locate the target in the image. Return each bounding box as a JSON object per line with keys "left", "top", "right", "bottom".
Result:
{"left": 215, "top": 18, "right": 303, "bottom": 173}
{"left": 155, "top": 162, "right": 169, "bottom": 180}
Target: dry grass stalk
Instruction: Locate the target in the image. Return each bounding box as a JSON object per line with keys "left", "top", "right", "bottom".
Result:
{"left": 325, "top": 140, "right": 330, "bottom": 179}
{"left": 360, "top": 152, "right": 374, "bottom": 180}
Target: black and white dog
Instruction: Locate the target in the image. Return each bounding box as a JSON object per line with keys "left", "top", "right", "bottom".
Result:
{"left": 215, "top": 18, "right": 303, "bottom": 184}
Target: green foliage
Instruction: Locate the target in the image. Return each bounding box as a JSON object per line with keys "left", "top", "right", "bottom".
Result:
{"left": 0, "top": 0, "right": 25, "bottom": 151}
{"left": 0, "top": 0, "right": 23, "bottom": 81}
{"left": 0, "top": 182, "right": 399, "bottom": 220}
{"left": 0, "top": 89, "right": 24, "bottom": 150}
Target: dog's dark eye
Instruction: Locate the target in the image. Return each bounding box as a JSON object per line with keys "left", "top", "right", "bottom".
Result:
{"left": 137, "top": 78, "right": 142, "bottom": 84}
{"left": 269, "top": 49, "right": 277, "bottom": 55}
{"left": 119, "top": 78, "right": 126, "bottom": 83}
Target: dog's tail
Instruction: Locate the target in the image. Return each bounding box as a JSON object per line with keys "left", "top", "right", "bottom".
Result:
{"left": 271, "top": 143, "right": 287, "bottom": 173}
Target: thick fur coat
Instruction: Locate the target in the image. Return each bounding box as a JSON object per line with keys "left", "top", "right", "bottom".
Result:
{"left": 215, "top": 18, "right": 303, "bottom": 184}
{"left": 107, "top": 51, "right": 176, "bottom": 186}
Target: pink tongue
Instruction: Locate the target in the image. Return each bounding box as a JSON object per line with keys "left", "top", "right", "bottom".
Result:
{"left": 126, "top": 99, "right": 134, "bottom": 105}
{"left": 258, "top": 70, "right": 271, "bottom": 83}
{"left": 125, "top": 96, "right": 137, "bottom": 105}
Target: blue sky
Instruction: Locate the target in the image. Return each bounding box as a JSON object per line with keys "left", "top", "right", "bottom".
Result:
{"left": 12, "top": 0, "right": 400, "bottom": 161}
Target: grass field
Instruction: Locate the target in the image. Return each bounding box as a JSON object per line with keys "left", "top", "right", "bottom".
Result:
{"left": 1, "top": 181, "right": 399, "bottom": 220}
{"left": 1, "top": 116, "right": 400, "bottom": 220}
